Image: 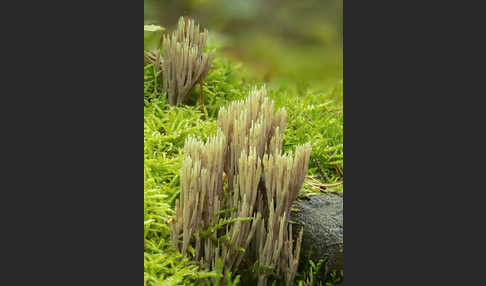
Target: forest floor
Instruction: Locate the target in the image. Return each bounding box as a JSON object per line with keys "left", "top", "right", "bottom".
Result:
{"left": 144, "top": 41, "right": 343, "bottom": 285}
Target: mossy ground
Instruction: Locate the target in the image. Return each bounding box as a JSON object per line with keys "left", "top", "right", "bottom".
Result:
{"left": 144, "top": 47, "right": 343, "bottom": 285}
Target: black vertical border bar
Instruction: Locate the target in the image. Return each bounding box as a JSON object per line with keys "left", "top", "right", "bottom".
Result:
{"left": 345, "top": 0, "right": 486, "bottom": 284}
{"left": 0, "top": 0, "right": 141, "bottom": 285}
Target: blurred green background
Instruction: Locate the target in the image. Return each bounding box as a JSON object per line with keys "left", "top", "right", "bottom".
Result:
{"left": 144, "top": 0, "right": 342, "bottom": 89}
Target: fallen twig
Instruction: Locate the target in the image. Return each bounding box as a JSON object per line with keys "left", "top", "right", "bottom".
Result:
{"left": 313, "top": 158, "right": 327, "bottom": 182}
{"left": 334, "top": 165, "right": 343, "bottom": 178}
{"left": 199, "top": 77, "right": 206, "bottom": 120}
{"left": 304, "top": 175, "right": 343, "bottom": 194}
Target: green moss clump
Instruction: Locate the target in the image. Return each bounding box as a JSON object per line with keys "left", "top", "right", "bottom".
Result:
{"left": 144, "top": 37, "right": 343, "bottom": 285}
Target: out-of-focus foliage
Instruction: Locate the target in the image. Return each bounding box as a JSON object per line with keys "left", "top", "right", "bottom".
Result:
{"left": 144, "top": 0, "right": 342, "bottom": 89}
{"left": 144, "top": 25, "right": 165, "bottom": 51}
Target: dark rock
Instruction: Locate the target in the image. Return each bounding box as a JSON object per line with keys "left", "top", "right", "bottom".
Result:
{"left": 290, "top": 193, "right": 343, "bottom": 271}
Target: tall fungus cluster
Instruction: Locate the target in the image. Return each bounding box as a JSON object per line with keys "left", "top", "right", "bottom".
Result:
{"left": 170, "top": 87, "right": 311, "bottom": 285}
{"left": 162, "top": 17, "right": 214, "bottom": 105}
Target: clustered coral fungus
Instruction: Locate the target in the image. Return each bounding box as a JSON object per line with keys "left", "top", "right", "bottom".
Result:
{"left": 160, "top": 16, "right": 214, "bottom": 105}
{"left": 170, "top": 87, "right": 312, "bottom": 285}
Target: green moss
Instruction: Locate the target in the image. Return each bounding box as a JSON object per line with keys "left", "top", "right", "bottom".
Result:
{"left": 268, "top": 81, "right": 343, "bottom": 194}
{"left": 144, "top": 41, "right": 343, "bottom": 285}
